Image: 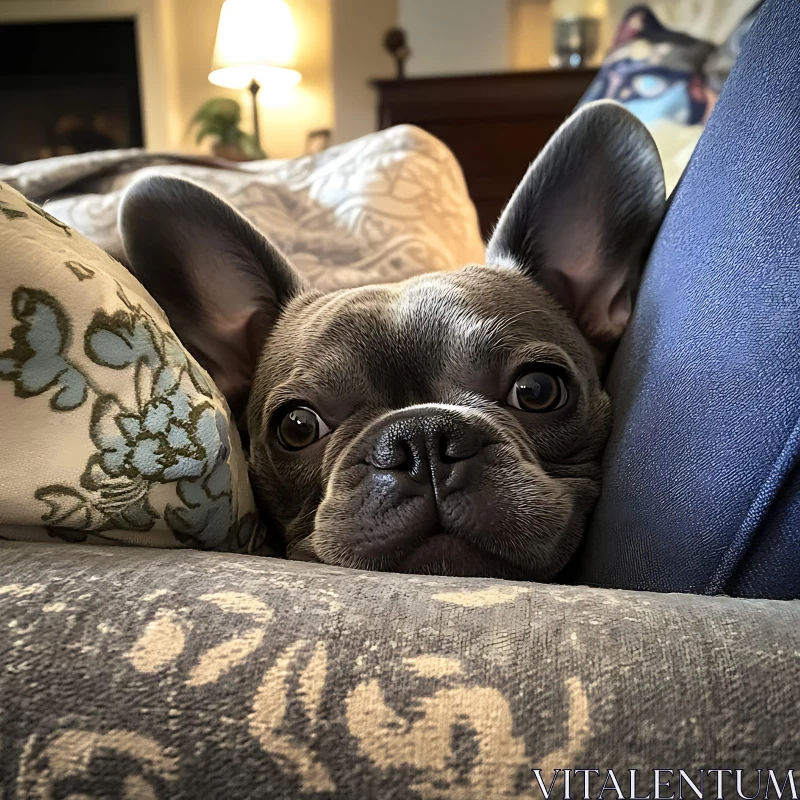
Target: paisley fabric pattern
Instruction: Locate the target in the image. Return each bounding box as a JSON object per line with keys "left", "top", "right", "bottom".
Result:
{"left": 0, "top": 125, "right": 485, "bottom": 294}
{"left": 0, "top": 182, "right": 260, "bottom": 551}
{"left": 1, "top": 542, "right": 798, "bottom": 798}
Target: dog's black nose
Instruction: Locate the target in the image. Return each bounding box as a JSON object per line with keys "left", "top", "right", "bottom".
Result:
{"left": 370, "top": 413, "right": 482, "bottom": 489}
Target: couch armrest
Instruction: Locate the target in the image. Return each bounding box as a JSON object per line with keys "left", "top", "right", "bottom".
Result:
{"left": 1, "top": 542, "right": 797, "bottom": 797}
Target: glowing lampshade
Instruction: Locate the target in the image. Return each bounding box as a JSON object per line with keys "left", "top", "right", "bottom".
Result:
{"left": 209, "top": 0, "right": 302, "bottom": 92}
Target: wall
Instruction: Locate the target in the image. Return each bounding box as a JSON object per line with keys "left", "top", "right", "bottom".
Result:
{"left": 0, "top": 0, "right": 334, "bottom": 157}
{"left": 170, "top": 0, "right": 402, "bottom": 156}
{"left": 170, "top": 0, "right": 333, "bottom": 158}
{"left": 508, "top": 0, "right": 551, "bottom": 70}
{"left": 158, "top": 0, "right": 756, "bottom": 154}
{"left": 397, "top": 0, "right": 508, "bottom": 77}
{"left": 330, "top": 0, "right": 397, "bottom": 146}
{"left": 2, "top": 0, "right": 649, "bottom": 158}
{"left": 393, "top": 0, "right": 609, "bottom": 76}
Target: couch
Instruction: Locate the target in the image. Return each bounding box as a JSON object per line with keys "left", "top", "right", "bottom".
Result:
{"left": 2, "top": 0, "right": 800, "bottom": 795}
{"left": 2, "top": 542, "right": 798, "bottom": 798}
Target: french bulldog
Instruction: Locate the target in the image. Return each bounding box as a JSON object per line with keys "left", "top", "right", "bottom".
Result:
{"left": 119, "top": 100, "right": 665, "bottom": 580}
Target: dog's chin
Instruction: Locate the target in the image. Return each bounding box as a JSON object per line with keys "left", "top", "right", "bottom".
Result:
{"left": 396, "top": 534, "right": 525, "bottom": 580}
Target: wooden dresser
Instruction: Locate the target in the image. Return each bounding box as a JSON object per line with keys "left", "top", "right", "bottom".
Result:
{"left": 373, "top": 69, "right": 597, "bottom": 238}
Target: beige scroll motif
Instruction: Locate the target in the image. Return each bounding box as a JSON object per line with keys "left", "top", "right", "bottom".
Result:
{"left": 124, "top": 592, "right": 273, "bottom": 687}
{"left": 17, "top": 729, "right": 178, "bottom": 800}
{"left": 431, "top": 585, "right": 530, "bottom": 608}
{"left": 126, "top": 610, "right": 187, "bottom": 675}
{"left": 347, "top": 670, "right": 589, "bottom": 800}
{"left": 248, "top": 640, "right": 335, "bottom": 794}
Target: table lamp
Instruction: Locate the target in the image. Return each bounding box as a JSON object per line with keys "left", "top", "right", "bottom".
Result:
{"left": 209, "top": 0, "right": 302, "bottom": 150}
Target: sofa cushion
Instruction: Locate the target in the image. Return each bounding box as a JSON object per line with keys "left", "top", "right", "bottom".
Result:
{"left": 579, "top": 0, "right": 800, "bottom": 599}
{"left": 0, "top": 125, "right": 485, "bottom": 293}
{"left": 0, "top": 542, "right": 797, "bottom": 796}
{"left": 0, "top": 183, "right": 259, "bottom": 551}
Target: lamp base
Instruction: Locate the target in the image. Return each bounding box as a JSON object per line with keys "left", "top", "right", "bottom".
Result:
{"left": 248, "top": 78, "right": 261, "bottom": 150}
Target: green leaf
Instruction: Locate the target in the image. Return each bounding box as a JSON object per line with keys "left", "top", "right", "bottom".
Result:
{"left": 52, "top": 367, "right": 88, "bottom": 410}
{"left": 35, "top": 486, "right": 92, "bottom": 528}
{"left": 88, "top": 396, "right": 128, "bottom": 475}
{"left": 0, "top": 200, "right": 28, "bottom": 221}
{"left": 115, "top": 498, "right": 158, "bottom": 531}
{"left": 187, "top": 96, "right": 249, "bottom": 152}
{"left": 64, "top": 260, "right": 95, "bottom": 281}
{"left": 85, "top": 310, "right": 159, "bottom": 370}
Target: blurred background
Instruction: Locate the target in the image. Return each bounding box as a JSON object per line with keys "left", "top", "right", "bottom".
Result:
{"left": 0, "top": 0, "right": 759, "bottom": 234}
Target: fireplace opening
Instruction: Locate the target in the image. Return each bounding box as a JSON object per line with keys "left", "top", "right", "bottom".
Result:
{"left": 0, "top": 19, "right": 143, "bottom": 164}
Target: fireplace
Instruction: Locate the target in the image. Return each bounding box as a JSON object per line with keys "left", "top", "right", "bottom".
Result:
{"left": 0, "top": 19, "right": 143, "bottom": 164}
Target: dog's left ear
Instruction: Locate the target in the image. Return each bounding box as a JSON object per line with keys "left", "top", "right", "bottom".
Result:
{"left": 119, "top": 175, "right": 303, "bottom": 419}
{"left": 486, "top": 100, "right": 666, "bottom": 351}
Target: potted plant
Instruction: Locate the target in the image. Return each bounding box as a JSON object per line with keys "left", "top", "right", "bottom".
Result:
{"left": 188, "top": 97, "right": 265, "bottom": 161}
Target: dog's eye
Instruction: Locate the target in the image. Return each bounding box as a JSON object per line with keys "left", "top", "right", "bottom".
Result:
{"left": 507, "top": 368, "right": 567, "bottom": 412}
{"left": 276, "top": 406, "right": 331, "bottom": 450}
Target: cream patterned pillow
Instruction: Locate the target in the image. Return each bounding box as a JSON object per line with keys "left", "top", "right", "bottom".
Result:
{"left": 0, "top": 182, "right": 260, "bottom": 551}
{"left": 2, "top": 126, "right": 485, "bottom": 293}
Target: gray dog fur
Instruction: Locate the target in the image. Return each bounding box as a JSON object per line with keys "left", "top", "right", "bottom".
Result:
{"left": 119, "top": 101, "right": 665, "bottom": 580}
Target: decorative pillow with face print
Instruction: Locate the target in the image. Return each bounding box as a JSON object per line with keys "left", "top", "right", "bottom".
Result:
{"left": 579, "top": 5, "right": 715, "bottom": 126}
{"left": 0, "top": 181, "right": 264, "bottom": 552}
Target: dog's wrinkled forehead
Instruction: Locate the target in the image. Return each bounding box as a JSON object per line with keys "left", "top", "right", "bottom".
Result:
{"left": 263, "top": 265, "right": 593, "bottom": 407}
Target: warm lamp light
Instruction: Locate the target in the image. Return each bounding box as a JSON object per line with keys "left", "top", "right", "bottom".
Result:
{"left": 209, "top": 0, "right": 302, "bottom": 149}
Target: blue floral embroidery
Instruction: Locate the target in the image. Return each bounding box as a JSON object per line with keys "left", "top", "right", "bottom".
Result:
{"left": 0, "top": 284, "right": 252, "bottom": 550}
{"left": 0, "top": 288, "right": 87, "bottom": 411}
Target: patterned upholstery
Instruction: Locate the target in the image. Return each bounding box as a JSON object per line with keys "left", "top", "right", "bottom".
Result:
{"left": 0, "top": 182, "right": 259, "bottom": 551}
{"left": 1, "top": 541, "right": 798, "bottom": 797}
{"left": 3, "top": 121, "right": 797, "bottom": 795}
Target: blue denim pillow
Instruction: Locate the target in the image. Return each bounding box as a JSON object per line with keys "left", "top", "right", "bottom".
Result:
{"left": 577, "top": 0, "right": 800, "bottom": 600}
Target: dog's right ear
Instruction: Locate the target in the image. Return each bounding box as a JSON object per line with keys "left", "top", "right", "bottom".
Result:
{"left": 119, "top": 176, "right": 302, "bottom": 417}
{"left": 486, "top": 100, "right": 665, "bottom": 354}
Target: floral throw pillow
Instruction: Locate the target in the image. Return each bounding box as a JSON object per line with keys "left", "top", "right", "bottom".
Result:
{"left": 0, "top": 182, "right": 262, "bottom": 552}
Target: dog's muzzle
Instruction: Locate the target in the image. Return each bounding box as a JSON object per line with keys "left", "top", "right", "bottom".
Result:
{"left": 368, "top": 410, "right": 485, "bottom": 504}
{"left": 348, "top": 408, "right": 498, "bottom": 572}
{"left": 306, "top": 403, "right": 560, "bottom": 579}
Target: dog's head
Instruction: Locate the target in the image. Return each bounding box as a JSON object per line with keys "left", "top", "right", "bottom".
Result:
{"left": 120, "top": 101, "right": 665, "bottom": 579}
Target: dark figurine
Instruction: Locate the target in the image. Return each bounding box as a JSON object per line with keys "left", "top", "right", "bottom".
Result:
{"left": 384, "top": 27, "right": 410, "bottom": 79}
